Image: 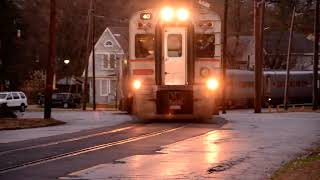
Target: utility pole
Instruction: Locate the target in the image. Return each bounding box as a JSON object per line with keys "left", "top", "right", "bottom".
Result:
{"left": 92, "top": 0, "right": 96, "bottom": 110}
{"left": 82, "top": 0, "right": 93, "bottom": 110}
{"left": 284, "top": 6, "right": 296, "bottom": 110}
{"left": 254, "top": 0, "right": 265, "bottom": 113}
{"left": 44, "top": 0, "right": 56, "bottom": 119}
{"left": 313, "top": 0, "right": 319, "bottom": 110}
{"left": 221, "top": 0, "right": 228, "bottom": 114}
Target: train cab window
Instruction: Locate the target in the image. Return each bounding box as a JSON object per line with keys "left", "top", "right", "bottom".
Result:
{"left": 135, "top": 34, "right": 154, "bottom": 58}
{"left": 167, "top": 34, "right": 182, "bottom": 57}
{"left": 195, "top": 34, "right": 215, "bottom": 58}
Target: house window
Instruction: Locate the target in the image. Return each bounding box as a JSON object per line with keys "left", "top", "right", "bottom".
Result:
{"left": 103, "top": 54, "right": 109, "bottom": 69}
{"left": 100, "top": 80, "right": 109, "bottom": 96}
{"left": 110, "top": 54, "right": 116, "bottom": 69}
{"left": 110, "top": 80, "right": 117, "bottom": 95}
{"left": 103, "top": 53, "right": 117, "bottom": 69}
{"left": 100, "top": 79, "right": 117, "bottom": 97}
{"left": 104, "top": 41, "right": 113, "bottom": 47}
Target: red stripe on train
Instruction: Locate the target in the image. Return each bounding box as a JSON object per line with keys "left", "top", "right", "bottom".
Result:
{"left": 130, "top": 58, "right": 220, "bottom": 62}
{"left": 132, "top": 69, "right": 154, "bottom": 75}
{"left": 129, "top": 58, "right": 154, "bottom": 62}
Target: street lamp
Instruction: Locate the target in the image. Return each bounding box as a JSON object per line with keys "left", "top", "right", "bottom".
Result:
{"left": 64, "top": 59, "right": 70, "bottom": 64}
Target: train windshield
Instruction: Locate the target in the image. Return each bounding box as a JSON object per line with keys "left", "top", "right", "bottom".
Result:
{"left": 167, "top": 34, "right": 182, "bottom": 57}
{"left": 195, "top": 34, "right": 215, "bottom": 58}
{"left": 135, "top": 34, "right": 154, "bottom": 58}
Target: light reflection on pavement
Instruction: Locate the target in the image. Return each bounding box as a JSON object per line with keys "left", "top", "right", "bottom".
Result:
{"left": 61, "top": 111, "right": 320, "bottom": 180}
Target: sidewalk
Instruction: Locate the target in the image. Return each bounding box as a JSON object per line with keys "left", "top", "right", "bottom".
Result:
{"left": 0, "top": 111, "right": 133, "bottom": 143}
{"left": 26, "top": 105, "right": 117, "bottom": 112}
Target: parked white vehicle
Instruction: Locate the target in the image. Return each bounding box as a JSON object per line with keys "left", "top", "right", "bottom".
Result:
{"left": 0, "top": 91, "right": 28, "bottom": 112}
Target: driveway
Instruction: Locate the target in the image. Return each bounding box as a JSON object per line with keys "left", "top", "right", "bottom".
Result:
{"left": 0, "top": 111, "right": 133, "bottom": 143}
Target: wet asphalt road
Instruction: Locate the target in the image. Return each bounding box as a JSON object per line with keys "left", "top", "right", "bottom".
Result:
{"left": 0, "top": 111, "right": 319, "bottom": 180}
{"left": 0, "top": 118, "right": 224, "bottom": 180}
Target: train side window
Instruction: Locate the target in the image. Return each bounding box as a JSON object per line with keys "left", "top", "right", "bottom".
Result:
{"left": 195, "top": 34, "right": 215, "bottom": 58}
{"left": 167, "top": 34, "right": 182, "bottom": 57}
{"left": 135, "top": 34, "right": 154, "bottom": 58}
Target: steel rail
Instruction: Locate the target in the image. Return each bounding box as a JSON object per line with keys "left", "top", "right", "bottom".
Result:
{"left": 0, "top": 126, "right": 134, "bottom": 156}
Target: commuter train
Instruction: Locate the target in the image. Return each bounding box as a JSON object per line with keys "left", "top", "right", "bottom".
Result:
{"left": 119, "top": 5, "right": 222, "bottom": 120}
{"left": 222, "top": 70, "right": 320, "bottom": 108}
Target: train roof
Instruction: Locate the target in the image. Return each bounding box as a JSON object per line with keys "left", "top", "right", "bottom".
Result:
{"left": 263, "top": 70, "right": 319, "bottom": 75}
{"left": 129, "top": 7, "right": 221, "bottom": 27}
{"left": 226, "top": 69, "right": 255, "bottom": 75}
{"left": 226, "top": 69, "right": 320, "bottom": 76}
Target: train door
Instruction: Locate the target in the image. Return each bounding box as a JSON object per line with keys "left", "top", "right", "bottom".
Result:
{"left": 163, "top": 27, "right": 187, "bottom": 85}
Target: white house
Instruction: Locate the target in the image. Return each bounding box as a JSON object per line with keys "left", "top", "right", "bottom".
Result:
{"left": 85, "top": 27, "right": 128, "bottom": 105}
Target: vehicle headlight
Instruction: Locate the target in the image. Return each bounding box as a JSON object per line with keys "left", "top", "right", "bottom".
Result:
{"left": 133, "top": 80, "right": 142, "bottom": 90}
{"left": 161, "top": 7, "right": 174, "bottom": 22}
{"left": 176, "top": 8, "right": 189, "bottom": 21}
{"left": 206, "top": 78, "right": 219, "bottom": 90}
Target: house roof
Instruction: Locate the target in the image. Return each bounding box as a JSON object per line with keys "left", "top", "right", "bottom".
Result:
{"left": 57, "top": 77, "right": 82, "bottom": 85}
{"left": 227, "top": 32, "right": 315, "bottom": 56}
{"left": 264, "top": 31, "right": 314, "bottom": 54}
{"left": 109, "top": 26, "right": 129, "bottom": 54}
{"left": 227, "top": 36, "right": 254, "bottom": 58}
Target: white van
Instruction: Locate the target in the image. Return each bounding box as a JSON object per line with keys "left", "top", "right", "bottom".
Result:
{"left": 0, "top": 91, "right": 28, "bottom": 112}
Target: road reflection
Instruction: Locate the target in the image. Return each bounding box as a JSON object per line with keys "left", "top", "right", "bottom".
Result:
{"left": 205, "top": 132, "right": 219, "bottom": 164}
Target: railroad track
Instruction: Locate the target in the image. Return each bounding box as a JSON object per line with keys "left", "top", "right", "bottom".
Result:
{"left": 0, "top": 126, "right": 134, "bottom": 156}
{"left": 0, "top": 125, "right": 186, "bottom": 174}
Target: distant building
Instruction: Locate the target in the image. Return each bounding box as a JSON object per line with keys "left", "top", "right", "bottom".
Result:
{"left": 227, "top": 32, "right": 319, "bottom": 70}
{"left": 84, "top": 27, "right": 128, "bottom": 105}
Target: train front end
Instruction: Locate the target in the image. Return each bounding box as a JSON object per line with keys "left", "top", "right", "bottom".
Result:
{"left": 126, "top": 6, "right": 222, "bottom": 120}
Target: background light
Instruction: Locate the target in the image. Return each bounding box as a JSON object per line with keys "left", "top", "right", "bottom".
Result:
{"left": 64, "top": 59, "right": 70, "bottom": 64}
{"left": 176, "top": 8, "right": 189, "bottom": 21}
{"left": 161, "top": 7, "right": 174, "bottom": 22}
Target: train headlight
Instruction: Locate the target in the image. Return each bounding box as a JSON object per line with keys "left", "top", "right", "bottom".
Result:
{"left": 161, "top": 7, "right": 174, "bottom": 22}
{"left": 133, "top": 80, "right": 142, "bottom": 90}
{"left": 176, "top": 8, "right": 189, "bottom": 21}
{"left": 207, "top": 78, "right": 219, "bottom": 90}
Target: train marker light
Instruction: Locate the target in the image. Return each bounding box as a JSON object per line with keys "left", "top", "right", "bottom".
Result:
{"left": 176, "top": 8, "right": 189, "bottom": 21}
{"left": 200, "top": 67, "right": 211, "bottom": 78}
{"left": 161, "top": 7, "right": 174, "bottom": 22}
{"left": 207, "top": 78, "right": 219, "bottom": 90}
{"left": 133, "top": 80, "right": 142, "bottom": 90}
